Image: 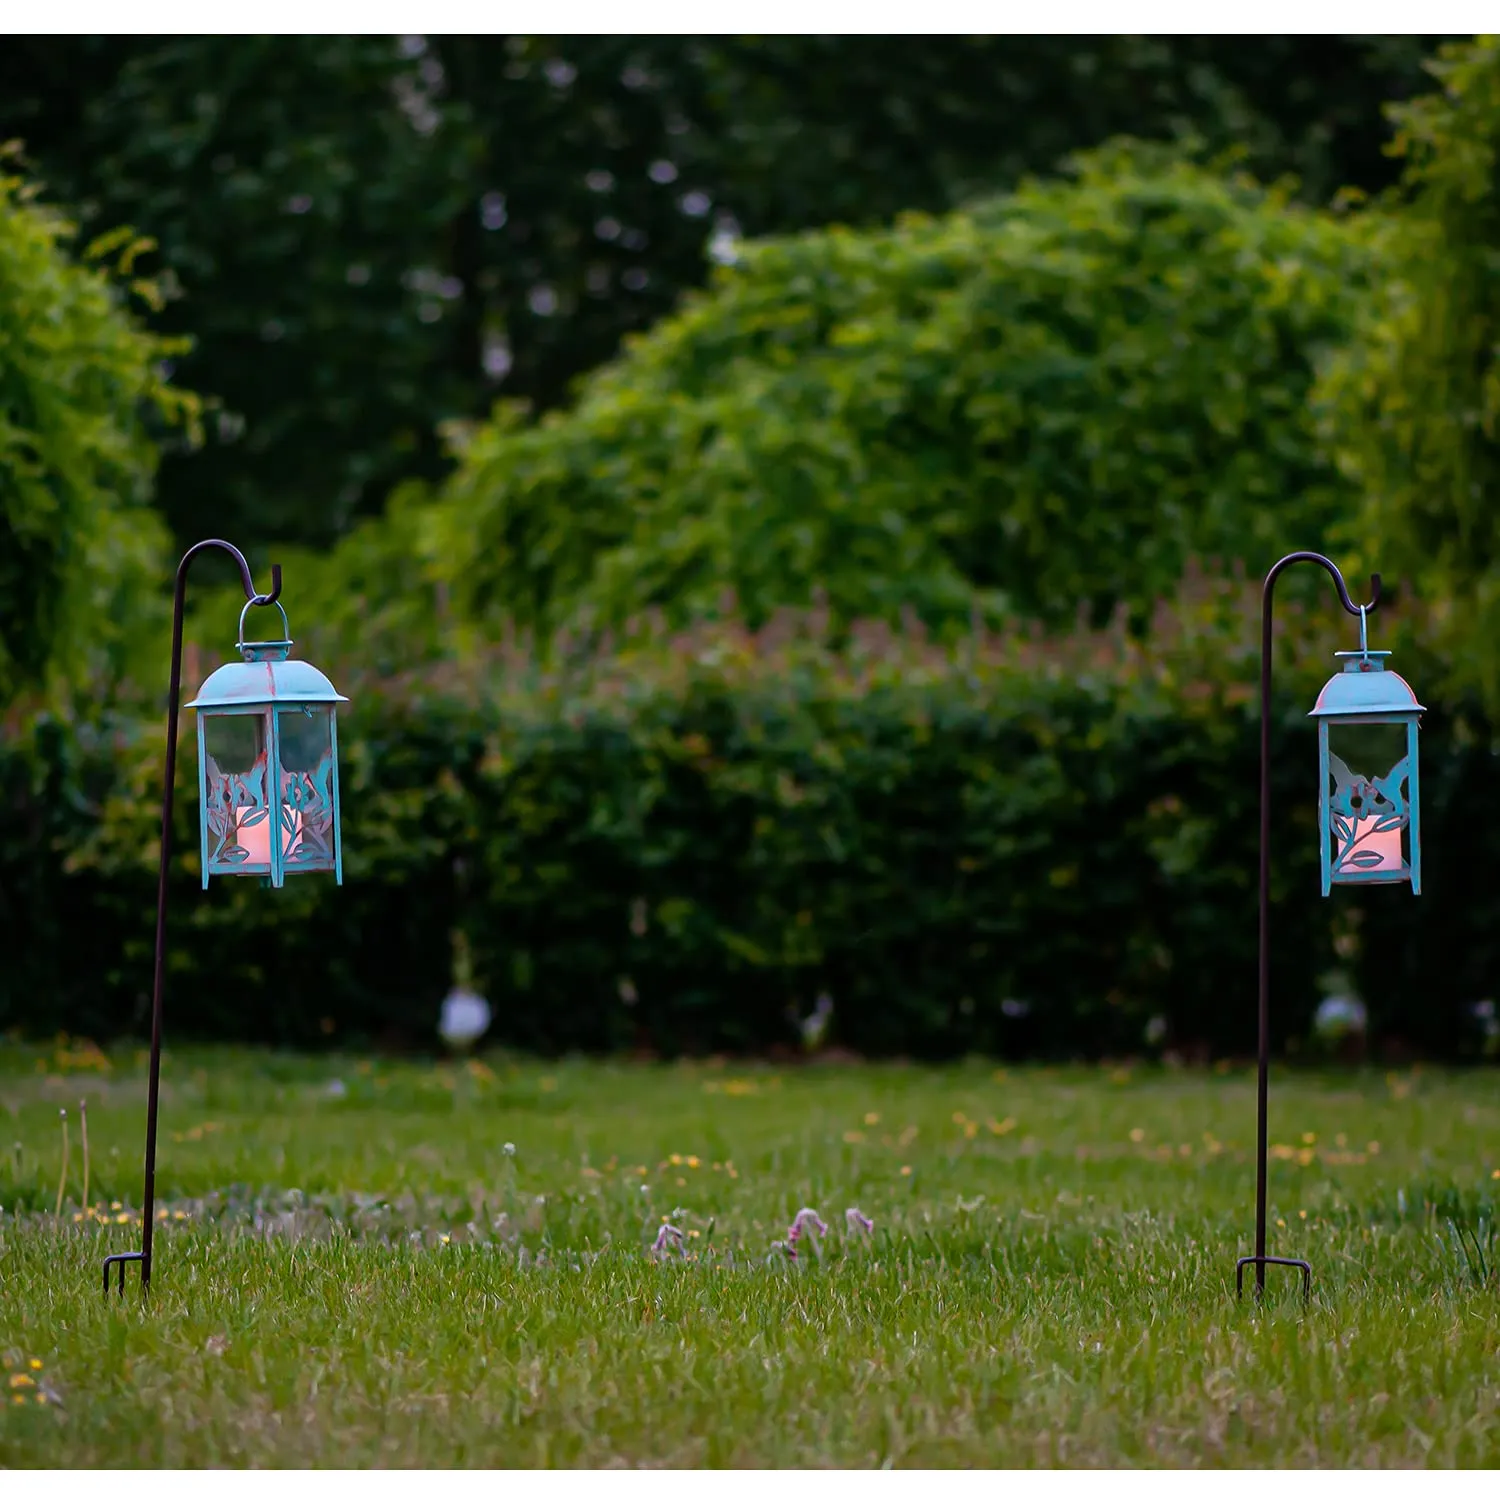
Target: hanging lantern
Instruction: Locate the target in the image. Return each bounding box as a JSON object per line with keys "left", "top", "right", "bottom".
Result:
{"left": 1309, "top": 617, "right": 1423, "bottom": 897}
{"left": 185, "top": 600, "right": 348, "bottom": 888}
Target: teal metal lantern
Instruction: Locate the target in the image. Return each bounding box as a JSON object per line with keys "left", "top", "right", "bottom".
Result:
{"left": 1309, "top": 615, "right": 1423, "bottom": 897}
{"left": 186, "top": 599, "right": 348, "bottom": 888}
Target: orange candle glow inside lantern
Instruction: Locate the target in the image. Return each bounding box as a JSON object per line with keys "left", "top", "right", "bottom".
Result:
{"left": 233, "top": 808, "right": 303, "bottom": 869}
{"left": 1340, "top": 817, "right": 1403, "bottom": 874}
{"left": 1311, "top": 647, "right": 1424, "bottom": 896}
{"left": 187, "top": 599, "right": 347, "bottom": 889}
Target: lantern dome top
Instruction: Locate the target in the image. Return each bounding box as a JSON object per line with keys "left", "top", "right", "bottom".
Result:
{"left": 1309, "top": 652, "right": 1424, "bottom": 719}
{"left": 186, "top": 649, "right": 347, "bottom": 710}
{"left": 187, "top": 599, "right": 346, "bottom": 710}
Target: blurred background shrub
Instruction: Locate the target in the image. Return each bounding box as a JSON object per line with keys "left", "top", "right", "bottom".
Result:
{"left": 3, "top": 35, "right": 1498, "bottom": 1062}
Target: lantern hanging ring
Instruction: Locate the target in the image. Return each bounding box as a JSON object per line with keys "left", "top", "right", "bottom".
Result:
{"left": 238, "top": 596, "right": 292, "bottom": 649}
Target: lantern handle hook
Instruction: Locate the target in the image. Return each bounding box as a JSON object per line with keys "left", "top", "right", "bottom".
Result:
{"left": 237, "top": 597, "right": 291, "bottom": 649}
{"left": 1358, "top": 603, "right": 1369, "bottom": 658}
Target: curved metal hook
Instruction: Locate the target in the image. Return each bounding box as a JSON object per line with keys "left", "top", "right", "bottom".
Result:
{"left": 1262, "top": 550, "right": 1380, "bottom": 620}
{"left": 174, "top": 538, "right": 281, "bottom": 608}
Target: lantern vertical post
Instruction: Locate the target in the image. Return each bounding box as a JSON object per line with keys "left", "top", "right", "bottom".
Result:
{"left": 1236, "top": 551, "right": 1382, "bottom": 1304}
{"left": 102, "top": 540, "right": 281, "bottom": 1297}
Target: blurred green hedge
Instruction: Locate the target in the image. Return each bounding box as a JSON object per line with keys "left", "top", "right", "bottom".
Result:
{"left": 412, "top": 146, "right": 1370, "bottom": 640}
{"left": 2, "top": 568, "right": 1488, "bottom": 1060}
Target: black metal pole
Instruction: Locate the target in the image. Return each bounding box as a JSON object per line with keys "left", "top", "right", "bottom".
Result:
{"left": 103, "top": 541, "right": 280, "bottom": 1297}
{"left": 1235, "top": 552, "right": 1379, "bottom": 1304}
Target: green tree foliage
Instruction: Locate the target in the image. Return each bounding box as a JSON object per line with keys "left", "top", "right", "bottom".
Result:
{"left": 419, "top": 149, "right": 1370, "bottom": 636}
{"left": 0, "top": 36, "right": 1443, "bottom": 554}
{"left": 0, "top": 160, "right": 197, "bottom": 708}
{"left": 1318, "top": 37, "right": 1500, "bottom": 709}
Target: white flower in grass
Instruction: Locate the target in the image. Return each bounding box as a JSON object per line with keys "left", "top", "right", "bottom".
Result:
{"left": 1314, "top": 994, "right": 1367, "bottom": 1042}
{"left": 439, "top": 988, "right": 491, "bottom": 1051}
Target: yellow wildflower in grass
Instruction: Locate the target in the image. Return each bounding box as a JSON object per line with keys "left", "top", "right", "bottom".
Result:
{"left": 843, "top": 1130, "right": 865, "bottom": 1144}
{"left": 10, "top": 1395, "right": 23, "bottom": 1406}
{"left": 964, "top": 1121, "right": 979, "bottom": 1139}
{"left": 686, "top": 1156, "right": 700, "bottom": 1169}
{"left": 900, "top": 1165, "right": 913, "bottom": 1176}
{"left": 669, "top": 1154, "right": 683, "bottom": 1166}
{"left": 864, "top": 1112, "right": 880, "bottom": 1126}
{"left": 9, "top": 1373, "right": 34, "bottom": 1389}
{"left": 28, "top": 1361, "right": 41, "bottom": 1371}
{"left": 1129, "top": 1128, "right": 1145, "bottom": 1143}
{"left": 1302, "top": 1132, "right": 1317, "bottom": 1145}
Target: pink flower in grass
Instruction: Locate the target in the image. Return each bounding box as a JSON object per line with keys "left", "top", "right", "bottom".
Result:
{"left": 845, "top": 1207, "right": 874, "bottom": 1234}
{"left": 652, "top": 1222, "right": 686, "bottom": 1258}
{"left": 785, "top": 1207, "right": 828, "bottom": 1262}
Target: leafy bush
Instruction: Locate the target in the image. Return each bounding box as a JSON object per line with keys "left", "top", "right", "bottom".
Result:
{"left": 7, "top": 567, "right": 1485, "bottom": 1062}
{"left": 414, "top": 146, "right": 1370, "bottom": 640}
{"left": 1317, "top": 37, "right": 1500, "bottom": 714}
{"left": 0, "top": 156, "right": 198, "bottom": 710}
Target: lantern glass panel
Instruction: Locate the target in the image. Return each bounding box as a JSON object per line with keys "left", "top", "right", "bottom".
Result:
{"left": 202, "top": 712, "right": 273, "bottom": 871}
{"left": 1326, "top": 720, "right": 1412, "bottom": 879}
{"left": 276, "top": 705, "right": 337, "bottom": 874}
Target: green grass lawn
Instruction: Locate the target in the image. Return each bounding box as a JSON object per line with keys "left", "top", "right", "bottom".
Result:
{"left": 2, "top": 1041, "right": 1498, "bottom": 1466}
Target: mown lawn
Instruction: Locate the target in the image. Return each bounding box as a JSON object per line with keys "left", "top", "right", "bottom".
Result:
{"left": 1, "top": 1042, "right": 1498, "bottom": 1466}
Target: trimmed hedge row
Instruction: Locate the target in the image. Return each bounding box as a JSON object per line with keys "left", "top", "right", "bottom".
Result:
{"left": 1, "top": 577, "right": 1492, "bottom": 1059}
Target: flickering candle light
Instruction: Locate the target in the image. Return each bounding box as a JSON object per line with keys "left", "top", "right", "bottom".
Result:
{"left": 1341, "top": 818, "right": 1403, "bottom": 873}
{"left": 237, "top": 811, "right": 271, "bottom": 868}
{"left": 234, "top": 808, "right": 303, "bottom": 868}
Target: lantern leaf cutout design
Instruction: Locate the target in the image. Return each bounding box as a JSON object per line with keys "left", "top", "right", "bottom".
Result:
{"left": 186, "top": 599, "right": 347, "bottom": 889}
{"left": 1309, "top": 641, "right": 1423, "bottom": 897}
